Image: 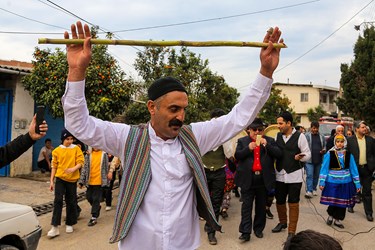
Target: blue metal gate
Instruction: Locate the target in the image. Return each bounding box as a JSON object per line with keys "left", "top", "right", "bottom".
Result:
{"left": 0, "top": 90, "right": 13, "bottom": 176}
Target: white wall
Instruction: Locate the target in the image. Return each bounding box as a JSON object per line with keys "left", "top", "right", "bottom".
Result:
{"left": 10, "top": 76, "right": 34, "bottom": 176}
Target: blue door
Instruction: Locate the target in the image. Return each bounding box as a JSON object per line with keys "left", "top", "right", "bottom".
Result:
{"left": 0, "top": 90, "right": 13, "bottom": 176}
{"left": 32, "top": 106, "right": 64, "bottom": 171}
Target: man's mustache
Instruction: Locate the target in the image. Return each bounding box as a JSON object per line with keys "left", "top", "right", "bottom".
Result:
{"left": 169, "top": 119, "right": 183, "bottom": 127}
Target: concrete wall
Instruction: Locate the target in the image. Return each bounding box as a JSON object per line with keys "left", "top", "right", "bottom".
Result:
{"left": 10, "top": 76, "right": 34, "bottom": 176}
{"left": 275, "top": 85, "right": 320, "bottom": 113}
{"left": 275, "top": 85, "right": 320, "bottom": 128}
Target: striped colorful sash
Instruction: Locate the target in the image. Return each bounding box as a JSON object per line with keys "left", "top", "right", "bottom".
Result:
{"left": 109, "top": 124, "right": 221, "bottom": 243}
{"left": 109, "top": 124, "right": 151, "bottom": 243}
{"left": 178, "top": 125, "right": 220, "bottom": 231}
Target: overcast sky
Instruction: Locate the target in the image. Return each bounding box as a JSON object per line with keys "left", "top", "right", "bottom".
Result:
{"left": 1, "top": 0, "right": 374, "bottom": 95}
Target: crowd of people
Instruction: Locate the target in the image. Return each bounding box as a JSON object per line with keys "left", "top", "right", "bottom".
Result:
{"left": 3, "top": 21, "right": 375, "bottom": 250}
{"left": 37, "top": 111, "right": 368, "bottom": 249}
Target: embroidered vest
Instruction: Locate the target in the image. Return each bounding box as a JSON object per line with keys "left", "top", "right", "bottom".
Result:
{"left": 329, "top": 150, "right": 351, "bottom": 170}
{"left": 109, "top": 124, "right": 221, "bottom": 243}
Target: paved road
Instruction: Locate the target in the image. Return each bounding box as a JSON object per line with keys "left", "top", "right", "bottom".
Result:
{"left": 1, "top": 176, "right": 375, "bottom": 249}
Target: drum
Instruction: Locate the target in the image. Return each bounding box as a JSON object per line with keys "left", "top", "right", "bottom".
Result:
{"left": 263, "top": 124, "right": 279, "bottom": 138}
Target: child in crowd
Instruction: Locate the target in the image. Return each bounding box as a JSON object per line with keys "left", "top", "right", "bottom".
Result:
{"left": 48, "top": 129, "right": 84, "bottom": 238}
{"left": 37, "top": 138, "right": 54, "bottom": 173}
{"left": 220, "top": 158, "right": 236, "bottom": 218}
{"left": 319, "top": 134, "right": 361, "bottom": 228}
{"left": 79, "top": 147, "right": 109, "bottom": 226}
{"left": 104, "top": 156, "right": 122, "bottom": 211}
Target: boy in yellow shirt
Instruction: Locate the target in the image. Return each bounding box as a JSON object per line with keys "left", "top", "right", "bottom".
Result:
{"left": 48, "top": 129, "right": 84, "bottom": 238}
{"left": 79, "top": 147, "right": 109, "bottom": 226}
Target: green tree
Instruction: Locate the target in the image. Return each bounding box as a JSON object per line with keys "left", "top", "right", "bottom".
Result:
{"left": 22, "top": 28, "right": 136, "bottom": 120}
{"left": 258, "top": 86, "right": 293, "bottom": 125}
{"left": 307, "top": 105, "right": 327, "bottom": 122}
{"left": 126, "top": 46, "right": 239, "bottom": 124}
{"left": 336, "top": 26, "right": 375, "bottom": 128}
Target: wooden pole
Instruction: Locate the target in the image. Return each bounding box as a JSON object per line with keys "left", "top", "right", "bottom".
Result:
{"left": 38, "top": 38, "right": 287, "bottom": 48}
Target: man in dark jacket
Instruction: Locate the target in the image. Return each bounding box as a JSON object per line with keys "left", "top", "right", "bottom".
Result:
{"left": 0, "top": 115, "right": 48, "bottom": 168}
{"left": 347, "top": 121, "right": 375, "bottom": 221}
{"left": 202, "top": 108, "right": 227, "bottom": 245}
{"left": 235, "top": 118, "right": 282, "bottom": 242}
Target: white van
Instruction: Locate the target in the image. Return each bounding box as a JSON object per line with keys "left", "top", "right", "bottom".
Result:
{"left": 0, "top": 202, "right": 41, "bottom": 250}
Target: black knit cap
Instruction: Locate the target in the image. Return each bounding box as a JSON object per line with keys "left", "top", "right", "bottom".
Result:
{"left": 61, "top": 128, "right": 73, "bottom": 142}
{"left": 148, "top": 77, "right": 187, "bottom": 101}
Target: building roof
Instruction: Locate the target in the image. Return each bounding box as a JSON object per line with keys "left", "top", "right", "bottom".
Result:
{"left": 274, "top": 82, "right": 339, "bottom": 92}
{"left": 0, "top": 59, "right": 32, "bottom": 74}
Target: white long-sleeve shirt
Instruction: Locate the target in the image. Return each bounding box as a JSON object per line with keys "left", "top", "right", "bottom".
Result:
{"left": 62, "top": 73, "right": 272, "bottom": 250}
{"left": 275, "top": 129, "right": 311, "bottom": 183}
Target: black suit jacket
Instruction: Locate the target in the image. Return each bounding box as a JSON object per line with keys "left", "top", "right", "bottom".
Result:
{"left": 0, "top": 133, "right": 35, "bottom": 168}
{"left": 347, "top": 135, "right": 375, "bottom": 172}
{"left": 234, "top": 135, "right": 282, "bottom": 191}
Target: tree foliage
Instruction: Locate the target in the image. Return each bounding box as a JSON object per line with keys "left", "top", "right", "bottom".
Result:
{"left": 22, "top": 28, "right": 136, "bottom": 120}
{"left": 307, "top": 105, "right": 327, "bottom": 122}
{"left": 125, "top": 46, "right": 239, "bottom": 124}
{"left": 258, "top": 86, "right": 293, "bottom": 125}
{"left": 336, "top": 26, "right": 375, "bottom": 128}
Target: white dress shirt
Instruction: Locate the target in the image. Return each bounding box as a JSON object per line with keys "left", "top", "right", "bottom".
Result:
{"left": 275, "top": 129, "right": 311, "bottom": 183}
{"left": 62, "top": 73, "right": 272, "bottom": 250}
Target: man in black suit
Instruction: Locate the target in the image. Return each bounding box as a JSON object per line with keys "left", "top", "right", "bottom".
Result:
{"left": 1, "top": 115, "right": 48, "bottom": 168}
{"left": 347, "top": 121, "right": 375, "bottom": 221}
{"left": 235, "top": 118, "right": 282, "bottom": 242}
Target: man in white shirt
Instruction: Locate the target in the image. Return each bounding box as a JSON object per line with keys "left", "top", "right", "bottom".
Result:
{"left": 62, "top": 21, "right": 283, "bottom": 250}
{"left": 271, "top": 111, "right": 311, "bottom": 241}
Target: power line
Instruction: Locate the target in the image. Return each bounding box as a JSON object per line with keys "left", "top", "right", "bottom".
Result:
{"left": 0, "top": 7, "right": 67, "bottom": 30}
{"left": 0, "top": 31, "right": 61, "bottom": 35}
{"left": 275, "top": 0, "right": 375, "bottom": 73}
{"left": 110, "top": 0, "right": 320, "bottom": 33}
{"left": 36, "top": 0, "right": 68, "bottom": 13}
{"left": 2, "top": 0, "right": 322, "bottom": 65}
{"left": 236, "top": 0, "right": 375, "bottom": 91}
{"left": 118, "top": 0, "right": 317, "bottom": 36}
{"left": 4, "top": 0, "right": 319, "bottom": 36}
{"left": 45, "top": 0, "right": 98, "bottom": 28}
{"left": 41, "top": 0, "right": 140, "bottom": 68}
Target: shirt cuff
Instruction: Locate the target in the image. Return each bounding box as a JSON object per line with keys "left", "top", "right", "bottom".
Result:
{"left": 252, "top": 73, "right": 273, "bottom": 92}
{"left": 64, "top": 80, "right": 86, "bottom": 98}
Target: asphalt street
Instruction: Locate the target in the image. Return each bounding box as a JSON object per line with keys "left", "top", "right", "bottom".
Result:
{"left": 1, "top": 173, "right": 375, "bottom": 250}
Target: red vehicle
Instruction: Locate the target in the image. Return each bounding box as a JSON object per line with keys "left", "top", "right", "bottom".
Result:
{"left": 319, "top": 116, "right": 354, "bottom": 139}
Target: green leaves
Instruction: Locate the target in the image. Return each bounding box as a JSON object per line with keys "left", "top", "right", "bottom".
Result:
{"left": 307, "top": 106, "right": 327, "bottom": 122}
{"left": 337, "top": 26, "right": 375, "bottom": 128}
{"left": 259, "top": 86, "right": 293, "bottom": 125}
{"left": 127, "top": 46, "right": 239, "bottom": 124}
{"left": 22, "top": 43, "right": 136, "bottom": 120}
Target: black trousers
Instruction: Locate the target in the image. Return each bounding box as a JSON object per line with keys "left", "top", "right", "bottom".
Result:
{"left": 51, "top": 178, "right": 78, "bottom": 226}
{"left": 327, "top": 205, "right": 346, "bottom": 221}
{"left": 358, "top": 167, "right": 373, "bottom": 216}
{"left": 38, "top": 159, "right": 50, "bottom": 172}
{"left": 239, "top": 174, "right": 267, "bottom": 234}
{"left": 204, "top": 167, "right": 226, "bottom": 234}
{"left": 275, "top": 181, "right": 302, "bottom": 204}
{"left": 86, "top": 185, "right": 103, "bottom": 218}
